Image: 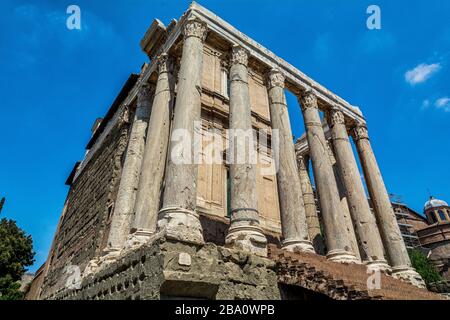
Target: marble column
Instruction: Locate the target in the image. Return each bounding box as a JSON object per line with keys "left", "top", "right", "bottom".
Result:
{"left": 225, "top": 45, "right": 267, "bottom": 256}
{"left": 129, "top": 53, "right": 174, "bottom": 244}
{"left": 353, "top": 123, "right": 425, "bottom": 286}
{"left": 327, "top": 141, "right": 362, "bottom": 262}
{"left": 267, "top": 69, "right": 313, "bottom": 252}
{"left": 295, "top": 152, "right": 325, "bottom": 255}
{"left": 157, "top": 18, "right": 208, "bottom": 244}
{"left": 329, "top": 109, "right": 389, "bottom": 270}
{"left": 104, "top": 82, "right": 152, "bottom": 256}
{"left": 298, "top": 89, "right": 358, "bottom": 263}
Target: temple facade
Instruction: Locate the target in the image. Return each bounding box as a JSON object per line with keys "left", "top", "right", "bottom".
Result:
{"left": 27, "top": 3, "right": 443, "bottom": 300}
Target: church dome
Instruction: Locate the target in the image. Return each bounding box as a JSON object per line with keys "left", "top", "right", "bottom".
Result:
{"left": 424, "top": 196, "right": 448, "bottom": 211}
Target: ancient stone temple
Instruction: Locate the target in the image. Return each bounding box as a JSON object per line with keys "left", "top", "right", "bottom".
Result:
{"left": 27, "top": 2, "right": 443, "bottom": 300}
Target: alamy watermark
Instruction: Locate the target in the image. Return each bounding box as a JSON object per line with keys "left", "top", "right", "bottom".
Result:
{"left": 66, "top": 5, "right": 81, "bottom": 30}
{"left": 366, "top": 5, "right": 381, "bottom": 30}
{"left": 169, "top": 122, "right": 280, "bottom": 175}
{"left": 366, "top": 268, "right": 381, "bottom": 290}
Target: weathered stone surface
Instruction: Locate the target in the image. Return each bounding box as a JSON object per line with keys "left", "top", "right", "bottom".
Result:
{"left": 328, "top": 109, "right": 388, "bottom": 270}
{"left": 225, "top": 45, "right": 267, "bottom": 257}
{"left": 130, "top": 53, "right": 174, "bottom": 242}
{"left": 269, "top": 245, "right": 444, "bottom": 300}
{"left": 295, "top": 153, "right": 325, "bottom": 255}
{"left": 327, "top": 140, "right": 361, "bottom": 262}
{"left": 298, "top": 90, "right": 358, "bottom": 264}
{"left": 158, "top": 18, "right": 208, "bottom": 244}
{"left": 105, "top": 83, "right": 153, "bottom": 254}
{"left": 44, "top": 237, "right": 280, "bottom": 300}
{"left": 353, "top": 124, "right": 424, "bottom": 286}
{"left": 267, "top": 69, "right": 313, "bottom": 253}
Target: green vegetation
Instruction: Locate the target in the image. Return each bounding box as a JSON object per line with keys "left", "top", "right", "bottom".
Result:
{"left": 0, "top": 200, "right": 35, "bottom": 300}
{"left": 408, "top": 248, "right": 442, "bottom": 286}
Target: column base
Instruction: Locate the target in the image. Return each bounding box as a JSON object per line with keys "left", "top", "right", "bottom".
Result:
{"left": 158, "top": 207, "right": 204, "bottom": 245}
{"left": 124, "top": 229, "right": 154, "bottom": 250}
{"left": 391, "top": 266, "right": 426, "bottom": 288}
{"left": 225, "top": 226, "right": 267, "bottom": 257}
{"left": 101, "top": 246, "right": 122, "bottom": 262}
{"left": 282, "top": 238, "right": 315, "bottom": 253}
{"left": 365, "top": 259, "right": 391, "bottom": 273}
{"left": 82, "top": 258, "right": 101, "bottom": 278}
{"left": 326, "top": 249, "right": 360, "bottom": 264}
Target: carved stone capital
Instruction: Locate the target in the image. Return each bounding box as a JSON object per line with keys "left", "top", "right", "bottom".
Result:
{"left": 157, "top": 53, "right": 170, "bottom": 74}
{"left": 329, "top": 107, "right": 345, "bottom": 127}
{"left": 230, "top": 45, "right": 249, "bottom": 67}
{"left": 299, "top": 89, "right": 318, "bottom": 110}
{"left": 267, "top": 68, "right": 285, "bottom": 89}
{"left": 353, "top": 123, "right": 369, "bottom": 141}
{"left": 137, "top": 83, "right": 152, "bottom": 106}
{"left": 183, "top": 18, "right": 208, "bottom": 41}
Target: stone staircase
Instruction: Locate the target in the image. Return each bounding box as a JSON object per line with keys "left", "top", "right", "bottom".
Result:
{"left": 268, "top": 244, "right": 444, "bottom": 300}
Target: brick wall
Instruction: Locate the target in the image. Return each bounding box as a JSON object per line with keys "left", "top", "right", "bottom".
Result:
{"left": 41, "top": 106, "right": 132, "bottom": 298}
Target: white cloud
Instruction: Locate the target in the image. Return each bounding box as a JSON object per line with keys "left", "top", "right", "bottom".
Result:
{"left": 405, "top": 63, "right": 441, "bottom": 85}
{"left": 422, "top": 97, "right": 450, "bottom": 112}
{"left": 435, "top": 97, "right": 450, "bottom": 112}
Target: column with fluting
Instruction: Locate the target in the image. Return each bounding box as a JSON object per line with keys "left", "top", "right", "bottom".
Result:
{"left": 353, "top": 123, "right": 425, "bottom": 286}
{"left": 104, "top": 82, "right": 152, "bottom": 256}
{"left": 298, "top": 89, "right": 358, "bottom": 263}
{"left": 128, "top": 53, "right": 174, "bottom": 244}
{"left": 157, "top": 18, "right": 208, "bottom": 244}
{"left": 267, "top": 69, "right": 314, "bottom": 252}
{"left": 225, "top": 45, "right": 267, "bottom": 256}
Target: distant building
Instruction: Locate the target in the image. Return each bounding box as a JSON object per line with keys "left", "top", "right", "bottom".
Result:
{"left": 417, "top": 197, "right": 450, "bottom": 280}
{"left": 390, "top": 195, "right": 450, "bottom": 281}
{"left": 392, "top": 200, "right": 427, "bottom": 249}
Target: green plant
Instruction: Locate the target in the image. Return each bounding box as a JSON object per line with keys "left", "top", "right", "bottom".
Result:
{"left": 0, "top": 214, "right": 35, "bottom": 300}
{"left": 408, "top": 248, "right": 442, "bottom": 286}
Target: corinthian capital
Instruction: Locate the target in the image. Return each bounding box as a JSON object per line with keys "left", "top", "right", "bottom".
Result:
{"left": 157, "top": 53, "right": 170, "bottom": 74}
{"left": 230, "top": 45, "right": 248, "bottom": 67}
{"left": 353, "top": 123, "right": 369, "bottom": 141}
{"left": 183, "top": 18, "right": 208, "bottom": 41}
{"left": 267, "top": 68, "right": 285, "bottom": 89}
{"left": 329, "top": 107, "right": 345, "bottom": 127}
{"left": 298, "top": 89, "right": 318, "bottom": 110}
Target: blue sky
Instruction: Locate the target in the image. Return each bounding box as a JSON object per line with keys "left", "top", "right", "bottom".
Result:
{"left": 0, "top": 0, "right": 449, "bottom": 272}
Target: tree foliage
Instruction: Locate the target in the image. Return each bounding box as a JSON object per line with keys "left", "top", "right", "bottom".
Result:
{"left": 408, "top": 248, "right": 442, "bottom": 286}
{"left": 0, "top": 216, "right": 35, "bottom": 300}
